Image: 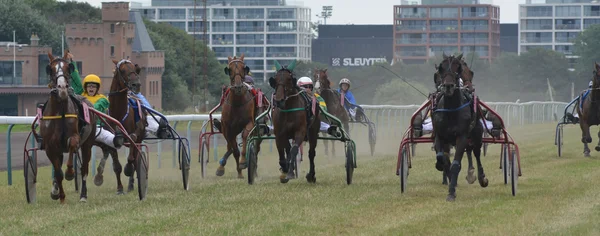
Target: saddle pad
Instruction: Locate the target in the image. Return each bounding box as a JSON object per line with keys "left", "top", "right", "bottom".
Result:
{"left": 81, "top": 102, "right": 91, "bottom": 124}
{"left": 128, "top": 98, "right": 143, "bottom": 123}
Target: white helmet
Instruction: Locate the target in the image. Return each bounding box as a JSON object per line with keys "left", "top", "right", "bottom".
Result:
{"left": 339, "top": 78, "right": 351, "bottom": 88}
{"left": 297, "top": 77, "right": 313, "bottom": 87}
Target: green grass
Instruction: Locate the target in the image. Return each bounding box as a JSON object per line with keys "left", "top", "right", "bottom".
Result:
{"left": 2, "top": 123, "right": 600, "bottom": 235}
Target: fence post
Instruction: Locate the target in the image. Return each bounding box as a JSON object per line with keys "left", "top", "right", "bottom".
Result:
{"left": 6, "top": 124, "right": 14, "bottom": 186}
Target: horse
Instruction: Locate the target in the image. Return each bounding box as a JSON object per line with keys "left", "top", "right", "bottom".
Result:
{"left": 576, "top": 62, "right": 600, "bottom": 157}
{"left": 313, "top": 68, "right": 350, "bottom": 157}
{"left": 107, "top": 59, "right": 146, "bottom": 192}
{"left": 269, "top": 59, "right": 320, "bottom": 183}
{"left": 216, "top": 54, "right": 262, "bottom": 178}
{"left": 433, "top": 53, "right": 488, "bottom": 202}
{"left": 40, "top": 51, "right": 97, "bottom": 203}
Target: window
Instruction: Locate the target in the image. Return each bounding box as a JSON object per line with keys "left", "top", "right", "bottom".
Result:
{"left": 110, "top": 24, "right": 115, "bottom": 33}
{"left": 38, "top": 55, "right": 50, "bottom": 85}
{"left": 0, "top": 61, "right": 23, "bottom": 85}
{"left": 76, "top": 61, "right": 83, "bottom": 75}
{"left": 110, "top": 46, "right": 115, "bottom": 57}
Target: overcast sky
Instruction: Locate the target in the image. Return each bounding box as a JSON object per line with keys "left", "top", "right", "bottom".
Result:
{"left": 68, "top": 0, "right": 524, "bottom": 24}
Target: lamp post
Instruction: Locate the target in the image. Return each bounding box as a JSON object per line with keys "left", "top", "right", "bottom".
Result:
{"left": 316, "top": 6, "right": 332, "bottom": 25}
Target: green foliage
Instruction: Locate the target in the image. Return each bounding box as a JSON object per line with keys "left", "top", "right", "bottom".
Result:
{"left": 144, "top": 20, "right": 228, "bottom": 111}
{"left": 574, "top": 24, "right": 600, "bottom": 87}
{"left": 0, "top": 0, "right": 63, "bottom": 54}
{"left": 373, "top": 79, "right": 429, "bottom": 105}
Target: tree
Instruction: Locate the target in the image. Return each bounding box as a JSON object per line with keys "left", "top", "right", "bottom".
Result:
{"left": 574, "top": 24, "right": 600, "bottom": 87}
{"left": 310, "top": 21, "right": 319, "bottom": 39}
{"left": 145, "top": 20, "right": 229, "bottom": 111}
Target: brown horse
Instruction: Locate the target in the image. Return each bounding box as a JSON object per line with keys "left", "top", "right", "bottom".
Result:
{"left": 269, "top": 60, "right": 320, "bottom": 183}
{"left": 313, "top": 68, "right": 350, "bottom": 157}
{"left": 577, "top": 62, "right": 600, "bottom": 157}
{"left": 217, "top": 54, "right": 262, "bottom": 178}
{"left": 107, "top": 59, "right": 145, "bottom": 192}
{"left": 40, "top": 51, "right": 97, "bottom": 203}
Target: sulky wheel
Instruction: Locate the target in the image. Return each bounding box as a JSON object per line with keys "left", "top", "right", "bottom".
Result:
{"left": 74, "top": 152, "right": 82, "bottom": 193}
{"left": 24, "top": 150, "right": 37, "bottom": 204}
{"left": 368, "top": 123, "right": 376, "bottom": 156}
{"left": 502, "top": 144, "right": 509, "bottom": 185}
{"left": 199, "top": 139, "right": 209, "bottom": 178}
{"left": 179, "top": 140, "right": 191, "bottom": 191}
{"left": 510, "top": 147, "right": 518, "bottom": 196}
{"left": 137, "top": 151, "right": 149, "bottom": 200}
{"left": 556, "top": 126, "right": 563, "bottom": 157}
{"left": 247, "top": 141, "right": 258, "bottom": 185}
{"left": 345, "top": 141, "right": 356, "bottom": 185}
{"left": 400, "top": 146, "right": 409, "bottom": 193}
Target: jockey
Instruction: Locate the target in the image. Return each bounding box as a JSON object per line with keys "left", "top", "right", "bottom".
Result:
{"left": 244, "top": 75, "right": 254, "bottom": 87}
{"left": 129, "top": 90, "right": 171, "bottom": 139}
{"left": 565, "top": 80, "right": 593, "bottom": 123}
{"left": 337, "top": 78, "right": 362, "bottom": 120}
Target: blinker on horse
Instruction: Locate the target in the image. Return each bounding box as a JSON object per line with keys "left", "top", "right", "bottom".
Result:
{"left": 41, "top": 51, "right": 97, "bottom": 203}
{"left": 433, "top": 53, "right": 487, "bottom": 202}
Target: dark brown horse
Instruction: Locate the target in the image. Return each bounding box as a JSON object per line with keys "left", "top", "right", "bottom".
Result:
{"left": 313, "top": 68, "right": 350, "bottom": 157}
{"left": 107, "top": 59, "right": 145, "bottom": 192}
{"left": 269, "top": 60, "right": 320, "bottom": 183}
{"left": 433, "top": 54, "right": 487, "bottom": 202}
{"left": 576, "top": 62, "right": 600, "bottom": 157}
{"left": 40, "top": 51, "right": 97, "bottom": 203}
{"left": 217, "top": 54, "right": 262, "bottom": 178}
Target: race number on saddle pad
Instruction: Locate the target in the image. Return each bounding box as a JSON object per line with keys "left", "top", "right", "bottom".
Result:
{"left": 81, "top": 102, "right": 91, "bottom": 124}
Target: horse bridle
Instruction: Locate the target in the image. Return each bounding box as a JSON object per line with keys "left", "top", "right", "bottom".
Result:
{"left": 109, "top": 59, "right": 139, "bottom": 95}
{"left": 226, "top": 59, "right": 248, "bottom": 86}
{"left": 271, "top": 68, "right": 301, "bottom": 108}
{"left": 438, "top": 56, "right": 462, "bottom": 88}
{"left": 46, "top": 58, "right": 73, "bottom": 94}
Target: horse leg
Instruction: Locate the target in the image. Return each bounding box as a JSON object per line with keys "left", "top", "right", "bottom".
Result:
{"left": 595, "top": 127, "right": 600, "bottom": 152}
{"left": 228, "top": 136, "right": 243, "bottom": 179}
{"left": 442, "top": 145, "right": 451, "bottom": 185}
{"left": 94, "top": 145, "right": 110, "bottom": 186}
{"left": 288, "top": 134, "right": 304, "bottom": 180}
{"left": 79, "top": 145, "right": 92, "bottom": 202}
{"left": 306, "top": 133, "right": 318, "bottom": 183}
{"left": 434, "top": 136, "right": 447, "bottom": 172}
{"left": 49, "top": 154, "right": 64, "bottom": 202}
{"left": 216, "top": 149, "right": 233, "bottom": 177}
{"left": 239, "top": 123, "right": 254, "bottom": 171}
{"left": 474, "top": 142, "right": 488, "bottom": 187}
{"left": 580, "top": 122, "right": 592, "bottom": 157}
{"left": 109, "top": 147, "right": 124, "bottom": 195}
{"left": 276, "top": 138, "right": 291, "bottom": 183}
{"left": 447, "top": 136, "right": 467, "bottom": 202}
{"left": 465, "top": 144, "right": 476, "bottom": 184}
{"left": 64, "top": 137, "right": 78, "bottom": 181}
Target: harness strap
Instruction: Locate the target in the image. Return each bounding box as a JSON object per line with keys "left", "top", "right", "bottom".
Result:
{"left": 41, "top": 114, "right": 78, "bottom": 120}
{"left": 279, "top": 108, "right": 304, "bottom": 113}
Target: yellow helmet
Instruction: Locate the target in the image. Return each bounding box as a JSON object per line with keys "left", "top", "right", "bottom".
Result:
{"left": 83, "top": 74, "right": 101, "bottom": 88}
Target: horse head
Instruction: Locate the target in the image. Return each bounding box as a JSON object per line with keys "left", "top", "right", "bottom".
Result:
{"left": 593, "top": 62, "right": 600, "bottom": 89}
{"left": 459, "top": 59, "right": 474, "bottom": 89}
{"left": 269, "top": 59, "right": 298, "bottom": 108}
{"left": 224, "top": 54, "right": 250, "bottom": 95}
{"left": 111, "top": 59, "right": 142, "bottom": 94}
{"left": 46, "top": 50, "right": 75, "bottom": 101}
{"left": 313, "top": 68, "right": 330, "bottom": 94}
{"left": 438, "top": 53, "right": 463, "bottom": 96}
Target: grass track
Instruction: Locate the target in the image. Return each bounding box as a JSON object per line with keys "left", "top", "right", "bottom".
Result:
{"left": 2, "top": 123, "right": 600, "bottom": 235}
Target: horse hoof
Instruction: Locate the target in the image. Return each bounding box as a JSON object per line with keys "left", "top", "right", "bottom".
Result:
{"left": 237, "top": 174, "right": 244, "bottom": 179}
{"left": 280, "top": 178, "right": 289, "bottom": 184}
{"left": 238, "top": 162, "right": 248, "bottom": 170}
{"left": 124, "top": 163, "right": 134, "bottom": 177}
{"left": 446, "top": 194, "right": 456, "bottom": 202}
{"left": 306, "top": 173, "right": 316, "bottom": 183}
{"left": 65, "top": 169, "right": 75, "bottom": 181}
{"left": 50, "top": 193, "right": 60, "bottom": 200}
{"left": 435, "top": 155, "right": 444, "bottom": 172}
{"left": 466, "top": 169, "right": 476, "bottom": 184}
{"left": 128, "top": 185, "right": 134, "bottom": 193}
{"left": 94, "top": 174, "right": 104, "bottom": 186}
{"left": 116, "top": 190, "right": 125, "bottom": 195}
{"left": 280, "top": 173, "right": 289, "bottom": 183}
{"left": 479, "top": 177, "right": 489, "bottom": 188}
{"left": 79, "top": 197, "right": 87, "bottom": 203}
{"left": 216, "top": 166, "right": 225, "bottom": 176}
{"left": 585, "top": 151, "right": 591, "bottom": 157}
{"left": 595, "top": 146, "right": 600, "bottom": 152}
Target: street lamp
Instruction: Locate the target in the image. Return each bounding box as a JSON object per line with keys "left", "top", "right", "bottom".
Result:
{"left": 316, "top": 6, "right": 332, "bottom": 25}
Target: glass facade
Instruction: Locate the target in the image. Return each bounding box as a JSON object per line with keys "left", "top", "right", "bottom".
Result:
{"left": 0, "top": 61, "right": 23, "bottom": 85}
{"left": 136, "top": 3, "right": 310, "bottom": 81}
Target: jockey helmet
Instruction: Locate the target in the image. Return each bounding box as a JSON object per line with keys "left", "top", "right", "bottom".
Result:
{"left": 244, "top": 75, "right": 254, "bottom": 84}
{"left": 83, "top": 74, "right": 102, "bottom": 88}
{"left": 297, "top": 77, "right": 313, "bottom": 87}
{"left": 339, "top": 78, "right": 351, "bottom": 88}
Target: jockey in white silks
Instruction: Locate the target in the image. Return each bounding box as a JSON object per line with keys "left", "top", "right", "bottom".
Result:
{"left": 422, "top": 78, "right": 494, "bottom": 134}
{"left": 573, "top": 81, "right": 594, "bottom": 119}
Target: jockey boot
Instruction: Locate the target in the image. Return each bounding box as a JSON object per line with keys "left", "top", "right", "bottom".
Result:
{"left": 212, "top": 119, "right": 222, "bottom": 132}
{"left": 113, "top": 128, "right": 124, "bottom": 149}
{"left": 412, "top": 113, "right": 424, "bottom": 137}
{"left": 35, "top": 136, "right": 44, "bottom": 150}
{"left": 156, "top": 118, "right": 172, "bottom": 139}
{"left": 327, "top": 125, "right": 341, "bottom": 138}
